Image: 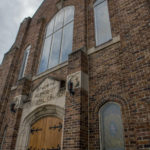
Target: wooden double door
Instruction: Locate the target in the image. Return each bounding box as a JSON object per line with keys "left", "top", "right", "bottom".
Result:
{"left": 28, "top": 116, "right": 62, "bottom": 150}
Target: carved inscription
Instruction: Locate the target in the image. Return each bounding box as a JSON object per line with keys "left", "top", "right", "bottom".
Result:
{"left": 32, "top": 78, "right": 60, "bottom": 105}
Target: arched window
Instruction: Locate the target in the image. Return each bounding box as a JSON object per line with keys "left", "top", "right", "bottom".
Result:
{"left": 18, "top": 45, "right": 31, "bottom": 80}
{"left": 99, "top": 102, "right": 125, "bottom": 150}
{"left": 94, "top": 0, "right": 112, "bottom": 46}
{"left": 38, "top": 6, "right": 75, "bottom": 73}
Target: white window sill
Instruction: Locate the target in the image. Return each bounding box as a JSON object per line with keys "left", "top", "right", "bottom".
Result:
{"left": 32, "top": 61, "right": 68, "bottom": 81}
{"left": 87, "top": 35, "right": 120, "bottom": 55}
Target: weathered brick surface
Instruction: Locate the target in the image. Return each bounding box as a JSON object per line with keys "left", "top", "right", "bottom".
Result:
{"left": 88, "top": 0, "right": 150, "bottom": 150}
{"left": 63, "top": 50, "right": 88, "bottom": 150}
{"left": 0, "top": 0, "right": 149, "bottom": 149}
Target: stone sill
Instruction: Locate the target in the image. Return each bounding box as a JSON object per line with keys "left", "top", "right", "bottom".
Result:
{"left": 32, "top": 61, "right": 68, "bottom": 81}
{"left": 87, "top": 35, "right": 120, "bottom": 55}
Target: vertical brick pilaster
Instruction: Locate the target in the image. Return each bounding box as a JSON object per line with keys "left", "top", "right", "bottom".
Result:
{"left": 63, "top": 48, "right": 88, "bottom": 150}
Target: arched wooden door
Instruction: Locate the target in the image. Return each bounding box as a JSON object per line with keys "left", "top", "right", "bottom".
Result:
{"left": 28, "top": 116, "right": 62, "bottom": 150}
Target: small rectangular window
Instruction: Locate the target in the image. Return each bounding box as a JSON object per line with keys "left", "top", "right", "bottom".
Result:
{"left": 18, "top": 46, "right": 30, "bottom": 80}
{"left": 94, "top": 0, "right": 112, "bottom": 46}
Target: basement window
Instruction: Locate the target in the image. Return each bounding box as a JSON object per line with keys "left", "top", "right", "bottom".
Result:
{"left": 38, "top": 6, "right": 75, "bottom": 74}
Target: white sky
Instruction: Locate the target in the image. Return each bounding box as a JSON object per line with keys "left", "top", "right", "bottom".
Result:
{"left": 0, "top": 0, "right": 44, "bottom": 64}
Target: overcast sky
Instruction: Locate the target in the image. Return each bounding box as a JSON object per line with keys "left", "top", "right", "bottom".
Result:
{"left": 0, "top": 0, "right": 44, "bottom": 64}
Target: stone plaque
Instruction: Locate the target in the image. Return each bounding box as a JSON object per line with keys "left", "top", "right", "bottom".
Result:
{"left": 67, "top": 71, "right": 88, "bottom": 91}
{"left": 13, "top": 95, "right": 27, "bottom": 109}
{"left": 32, "top": 78, "right": 60, "bottom": 105}
{"left": 67, "top": 72, "right": 81, "bottom": 90}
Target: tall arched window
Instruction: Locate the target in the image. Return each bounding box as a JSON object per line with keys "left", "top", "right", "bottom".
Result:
{"left": 99, "top": 102, "right": 125, "bottom": 150}
{"left": 94, "top": 0, "right": 112, "bottom": 46}
{"left": 18, "top": 45, "right": 31, "bottom": 80}
{"left": 38, "top": 6, "right": 75, "bottom": 73}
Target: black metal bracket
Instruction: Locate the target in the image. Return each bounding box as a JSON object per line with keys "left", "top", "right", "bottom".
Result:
{"left": 10, "top": 102, "right": 16, "bottom": 113}
{"left": 30, "top": 128, "right": 42, "bottom": 134}
{"left": 49, "top": 122, "right": 62, "bottom": 132}
{"left": 68, "top": 79, "right": 74, "bottom": 95}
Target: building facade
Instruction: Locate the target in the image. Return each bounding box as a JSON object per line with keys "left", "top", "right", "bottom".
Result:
{"left": 0, "top": 0, "right": 150, "bottom": 150}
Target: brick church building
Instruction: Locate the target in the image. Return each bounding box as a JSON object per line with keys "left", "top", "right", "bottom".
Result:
{"left": 0, "top": 0, "right": 150, "bottom": 149}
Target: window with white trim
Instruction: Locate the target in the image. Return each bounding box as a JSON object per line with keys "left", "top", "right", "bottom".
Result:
{"left": 99, "top": 102, "right": 125, "bottom": 150}
{"left": 18, "top": 45, "right": 30, "bottom": 79}
{"left": 94, "top": 0, "right": 112, "bottom": 46}
{"left": 38, "top": 6, "right": 75, "bottom": 73}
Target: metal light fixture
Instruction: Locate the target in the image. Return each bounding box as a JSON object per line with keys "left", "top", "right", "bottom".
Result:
{"left": 68, "top": 79, "right": 74, "bottom": 95}
{"left": 10, "top": 102, "right": 16, "bottom": 113}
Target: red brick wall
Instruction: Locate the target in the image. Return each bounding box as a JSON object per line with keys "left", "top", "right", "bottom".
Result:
{"left": 88, "top": 0, "right": 150, "bottom": 149}
{"left": 0, "top": 0, "right": 149, "bottom": 149}
{"left": 0, "top": 17, "right": 31, "bottom": 150}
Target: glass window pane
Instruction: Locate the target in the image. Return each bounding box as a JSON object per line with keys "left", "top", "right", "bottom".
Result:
{"left": 19, "top": 51, "right": 27, "bottom": 79}
{"left": 54, "top": 10, "right": 64, "bottom": 31}
{"left": 19, "top": 47, "right": 30, "bottom": 79}
{"left": 26, "top": 45, "right": 31, "bottom": 50}
{"left": 100, "top": 103, "right": 125, "bottom": 150}
{"left": 46, "top": 18, "right": 55, "bottom": 37}
{"left": 94, "top": 0, "right": 105, "bottom": 6}
{"left": 38, "top": 36, "right": 52, "bottom": 73}
{"left": 94, "top": 0, "right": 112, "bottom": 46}
{"left": 64, "top": 7, "right": 74, "bottom": 25}
{"left": 60, "top": 22, "right": 73, "bottom": 63}
{"left": 49, "top": 29, "right": 62, "bottom": 68}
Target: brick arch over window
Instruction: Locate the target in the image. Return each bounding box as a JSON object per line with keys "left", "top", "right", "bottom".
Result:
{"left": 15, "top": 105, "right": 64, "bottom": 150}
{"left": 38, "top": 6, "right": 75, "bottom": 73}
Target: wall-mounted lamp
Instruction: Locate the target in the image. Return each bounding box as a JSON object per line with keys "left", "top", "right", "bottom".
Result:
{"left": 68, "top": 79, "right": 74, "bottom": 95}
{"left": 10, "top": 102, "right": 16, "bottom": 113}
